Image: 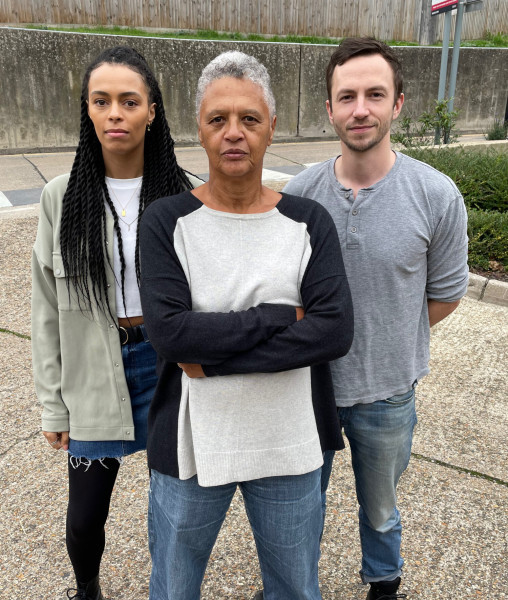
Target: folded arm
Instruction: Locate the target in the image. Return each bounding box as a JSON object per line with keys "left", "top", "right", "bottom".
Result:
{"left": 139, "top": 206, "right": 298, "bottom": 365}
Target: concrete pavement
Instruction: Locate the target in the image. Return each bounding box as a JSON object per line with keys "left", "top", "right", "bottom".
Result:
{"left": 0, "top": 136, "right": 507, "bottom": 599}
{"left": 0, "top": 140, "right": 339, "bottom": 207}
{"left": 0, "top": 209, "right": 507, "bottom": 598}
{"left": 2, "top": 135, "right": 506, "bottom": 208}
{"left": 2, "top": 136, "right": 507, "bottom": 307}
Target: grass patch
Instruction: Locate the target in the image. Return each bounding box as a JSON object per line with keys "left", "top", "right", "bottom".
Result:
{"left": 0, "top": 327, "right": 31, "bottom": 340}
{"left": 411, "top": 453, "right": 508, "bottom": 487}
{"left": 460, "top": 31, "right": 508, "bottom": 47}
{"left": 23, "top": 24, "right": 342, "bottom": 45}
{"left": 22, "top": 25, "right": 508, "bottom": 47}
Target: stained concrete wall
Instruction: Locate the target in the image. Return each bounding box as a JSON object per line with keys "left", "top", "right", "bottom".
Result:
{"left": 1, "top": 27, "right": 507, "bottom": 153}
{"left": 298, "top": 45, "right": 508, "bottom": 139}
{"left": 0, "top": 28, "right": 300, "bottom": 152}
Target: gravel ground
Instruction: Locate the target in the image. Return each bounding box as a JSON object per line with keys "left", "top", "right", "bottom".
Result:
{"left": 0, "top": 212, "right": 507, "bottom": 600}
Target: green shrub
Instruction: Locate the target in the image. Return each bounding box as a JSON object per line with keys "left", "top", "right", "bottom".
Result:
{"left": 391, "top": 99, "right": 458, "bottom": 147}
{"left": 467, "top": 209, "right": 508, "bottom": 270}
{"left": 485, "top": 119, "right": 508, "bottom": 141}
{"left": 402, "top": 147, "right": 508, "bottom": 269}
{"left": 402, "top": 147, "right": 508, "bottom": 213}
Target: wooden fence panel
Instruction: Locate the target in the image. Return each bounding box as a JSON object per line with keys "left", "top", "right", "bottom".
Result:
{"left": 0, "top": 0, "right": 506, "bottom": 42}
{"left": 439, "top": 0, "right": 508, "bottom": 40}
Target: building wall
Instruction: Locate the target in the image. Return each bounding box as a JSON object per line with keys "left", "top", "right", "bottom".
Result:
{"left": 1, "top": 28, "right": 507, "bottom": 153}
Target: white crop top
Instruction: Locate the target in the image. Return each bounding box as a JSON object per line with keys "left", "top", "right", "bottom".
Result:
{"left": 105, "top": 176, "right": 143, "bottom": 318}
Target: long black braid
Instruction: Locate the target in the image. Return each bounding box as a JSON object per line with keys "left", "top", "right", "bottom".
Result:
{"left": 60, "top": 46, "right": 192, "bottom": 319}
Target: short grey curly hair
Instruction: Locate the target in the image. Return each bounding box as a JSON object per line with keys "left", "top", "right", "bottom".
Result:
{"left": 195, "top": 51, "right": 276, "bottom": 118}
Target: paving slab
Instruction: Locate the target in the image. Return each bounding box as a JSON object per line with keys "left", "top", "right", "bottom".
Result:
{"left": 266, "top": 140, "right": 340, "bottom": 166}
{"left": 0, "top": 335, "right": 38, "bottom": 455}
{"left": 484, "top": 278, "right": 508, "bottom": 306}
{"left": 3, "top": 188, "right": 44, "bottom": 206}
{"left": 0, "top": 154, "right": 46, "bottom": 189}
{"left": 25, "top": 152, "right": 76, "bottom": 184}
{"left": 0, "top": 190, "right": 11, "bottom": 207}
{"left": 174, "top": 145, "right": 209, "bottom": 175}
{"left": 0, "top": 214, "right": 36, "bottom": 336}
{"left": 1, "top": 410, "right": 506, "bottom": 599}
{"left": 414, "top": 297, "right": 508, "bottom": 481}
{"left": 467, "top": 272, "right": 487, "bottom": 301}
{"left": 0, "top": 170, "right": 507, "bottom": 600}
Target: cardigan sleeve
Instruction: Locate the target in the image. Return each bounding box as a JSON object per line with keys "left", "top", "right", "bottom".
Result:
{"left": 202, "top": 202, "right": 353, "bottom": 376}
{"left": 139, "top": 199, "right": 298, "bottom": 365}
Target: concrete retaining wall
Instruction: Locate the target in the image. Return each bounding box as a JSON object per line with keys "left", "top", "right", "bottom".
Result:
{"left": 298, "top": 45, "right": 508, "bottom": 139}
{"left": 1, "top": 27, "right": 507, "bottom": 153}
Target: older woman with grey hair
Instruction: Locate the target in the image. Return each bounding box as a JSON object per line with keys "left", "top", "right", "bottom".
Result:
{"left": 140, "top": 50, "right": 353, "bottom": 600}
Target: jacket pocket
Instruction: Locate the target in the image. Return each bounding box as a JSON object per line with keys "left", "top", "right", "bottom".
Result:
{"left": 52, "top": 252, "right": 84, "bottom": 311}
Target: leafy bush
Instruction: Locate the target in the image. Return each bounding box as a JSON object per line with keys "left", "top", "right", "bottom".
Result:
{"left": 402, "top": 147, "right": 508, "bottom": 270}
{"left": 402, "top": 147, "right": 508, "bottom": 213}
{"left": 485, "top": 119, "right": 508, "bottom": 141}
{"left": 467, "top": 209, "right": 508, "bottom": 270}
{"left": 391, "top": 99, "right": 458, "bottom": 147}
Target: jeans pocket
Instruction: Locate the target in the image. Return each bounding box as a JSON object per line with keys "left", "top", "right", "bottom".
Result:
{"left": 384, "top": 388, "right": 415, "bottom": 406}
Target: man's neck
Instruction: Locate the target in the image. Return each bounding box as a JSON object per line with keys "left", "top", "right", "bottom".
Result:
{"left": 334, "top": 139, "right": 396, "bottom": 198}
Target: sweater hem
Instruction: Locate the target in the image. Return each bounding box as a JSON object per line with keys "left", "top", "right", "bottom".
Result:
{"left": 184, "top": 437, "right": 323, "bottom": 487}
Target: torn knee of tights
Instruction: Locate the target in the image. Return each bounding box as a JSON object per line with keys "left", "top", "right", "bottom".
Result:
{"left": 68, "top": 455, "right": 123, "bottom": 470}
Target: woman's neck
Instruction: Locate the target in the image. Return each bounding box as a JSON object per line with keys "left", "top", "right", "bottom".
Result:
{"left": 103, "top": 150, "right": 144, "bottom": 179}
{"left": 193, "top": 176, "right": 280, "bottom": 214}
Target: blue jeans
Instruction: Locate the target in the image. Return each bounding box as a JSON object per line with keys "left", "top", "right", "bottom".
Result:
{"left": 322, "top": 386, "right": 417, "bottom": 584}
{"left": 148, "top": 468, "right": 323, "bottom": 600}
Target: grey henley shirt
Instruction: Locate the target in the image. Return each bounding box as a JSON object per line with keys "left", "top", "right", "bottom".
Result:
{"left": 283, "top": 152, "right": 469, "bottom": 406}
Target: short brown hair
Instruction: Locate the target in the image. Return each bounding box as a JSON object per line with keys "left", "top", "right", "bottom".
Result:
{"left": 326, "top": 37, "right": 403, "bottom": 106}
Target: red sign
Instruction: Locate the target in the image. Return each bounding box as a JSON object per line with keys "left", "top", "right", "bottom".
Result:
{"left": 431, "top": 0, "right": 458, "bottom": 15}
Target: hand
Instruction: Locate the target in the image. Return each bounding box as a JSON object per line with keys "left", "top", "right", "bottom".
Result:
{"left": 295, "top": 306, "right": 305, "bottom": 321}
{"left": 42, "top": 430, "right": 69, "bottom": 451}
{"left": 178, "top": 363, "right": 206, "bottom": 378}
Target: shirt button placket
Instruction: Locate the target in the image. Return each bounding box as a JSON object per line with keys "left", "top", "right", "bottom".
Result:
{"left": 346, "top": 191, "right": 360, "bottom": 246}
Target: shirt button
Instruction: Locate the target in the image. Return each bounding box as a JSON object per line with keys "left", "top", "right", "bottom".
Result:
{"left": 345, "top": 192, "right": 350, "bottom": 199}
{"left": 107, "top": 284, "right": 111, "bottom": 288}
{"left": 352, "top": 209, "right": 358, "bottom": 216}
{"left": 125, "top": 430, "right": 131, "bottom": 436}
{"left": 115, "top": 363, "right": 119, "bottom": 367}
{"left": 110, "top": 324, "right": 114, "bottom": 329}
{"left": 122, "top": 397, "right": 126, "bottom": 402}
{"left": 55, "top": 268, "right": 61, "bottom": 276}
{"left": 351, "top": 226, "right": 357, "bottom": 233}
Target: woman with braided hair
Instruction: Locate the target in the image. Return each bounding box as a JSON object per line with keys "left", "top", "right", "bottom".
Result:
{"left": 31, "top": 46, "right": 201, "bottom": 599}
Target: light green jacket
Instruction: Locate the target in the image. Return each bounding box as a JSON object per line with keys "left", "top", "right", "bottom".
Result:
{"left": 32, "top": 172, "right": 201, "bottom": 440}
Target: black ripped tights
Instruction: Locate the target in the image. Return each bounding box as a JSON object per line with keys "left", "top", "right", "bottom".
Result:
{"left": 66, "top": 456, "right": 121, "bottom": 583}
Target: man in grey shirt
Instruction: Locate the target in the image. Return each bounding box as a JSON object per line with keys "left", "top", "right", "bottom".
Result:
{"left": 284, "top": 37, "right": 468, "bottom": 600}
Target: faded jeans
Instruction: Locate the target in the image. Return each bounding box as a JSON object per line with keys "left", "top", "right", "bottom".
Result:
{"left": 148, "top": 468, "right": 323, "bottom": 600}
{"left": 322, "top": 385, "right": 417, "bottom": 583}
